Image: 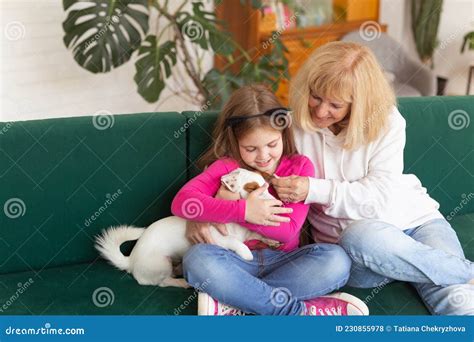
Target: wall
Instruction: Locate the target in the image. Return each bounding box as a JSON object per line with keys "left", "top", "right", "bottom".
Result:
{"left": 380, "top": 0, "right": 474, "bottom": 95}
{"left": 0, "top": 0, "right": 213, "bottom": 122}
{"left": 2, "top": 0, "right": 472, "bottom": 123}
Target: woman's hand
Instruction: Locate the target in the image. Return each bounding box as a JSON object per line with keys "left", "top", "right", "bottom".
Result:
{"left": 245, "top": 184, "right": 293, "bottom": 226}
{"left": 271, "top": 175, "right": 309, "bottom": 203}
{"left": 185, "top": 220, "right": 228, "bottom": 244}
{"left": 215, "top": 183, "right": 240, "bottom": 201}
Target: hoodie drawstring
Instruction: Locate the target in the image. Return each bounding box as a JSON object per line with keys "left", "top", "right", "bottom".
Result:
{"left": 340, "top": 149, "right": 347, "bottom": 181}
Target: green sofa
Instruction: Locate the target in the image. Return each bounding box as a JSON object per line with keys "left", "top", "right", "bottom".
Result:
{"left": 1, "top": 96, "right": 472, "bottom": 315}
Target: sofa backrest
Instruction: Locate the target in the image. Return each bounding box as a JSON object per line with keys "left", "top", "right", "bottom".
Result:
{"left": 0, "top": 112, "right": 188, "bottom": 274}
{"left": 398, "top": 96, "right": 473, "bottom": 218}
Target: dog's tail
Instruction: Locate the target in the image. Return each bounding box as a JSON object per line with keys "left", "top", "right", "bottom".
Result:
{"left": 95, "top": 225, "right": 145, "bottom": 272}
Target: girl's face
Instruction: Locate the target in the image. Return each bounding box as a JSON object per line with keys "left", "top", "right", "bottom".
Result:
{"left": 308, "top": 92, "right": 351, "bottom": 131}
{"left": 238, "top": 127, "right": 283, "bottom": 174}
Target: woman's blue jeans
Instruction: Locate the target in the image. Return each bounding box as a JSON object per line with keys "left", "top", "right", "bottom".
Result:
{"left": 339, "top": 218, "right": 474, "bottom": 315}
{"left": 182, "top": 243, "right": 351, "bottom": 315}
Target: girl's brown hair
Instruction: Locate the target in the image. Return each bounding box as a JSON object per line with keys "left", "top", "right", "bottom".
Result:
{"left": 198, "top": 84, "right": 297, "bottom": 169}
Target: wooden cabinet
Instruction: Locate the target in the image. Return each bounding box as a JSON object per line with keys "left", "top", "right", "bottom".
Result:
{"left": 216, "top": 0, "right": 386, "bottom": 105}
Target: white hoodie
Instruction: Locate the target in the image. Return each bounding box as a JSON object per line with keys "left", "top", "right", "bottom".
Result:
{"left": 294, "top": 106, "right": 443, "bottom": 243}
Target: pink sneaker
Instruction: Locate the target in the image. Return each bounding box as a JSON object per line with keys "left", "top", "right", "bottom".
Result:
{"left": 303, "top": 292, "right": 369, "bottom": 315}
{"left": 197, "top": 292, "right": 246, "bottom": 316}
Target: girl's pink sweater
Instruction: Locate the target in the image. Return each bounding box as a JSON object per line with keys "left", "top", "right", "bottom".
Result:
{"left": 171, "top": 155, "right": 315, "bottom": 251}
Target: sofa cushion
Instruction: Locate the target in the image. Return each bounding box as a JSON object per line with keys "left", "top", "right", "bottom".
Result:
{"left": 0, "top": 261, "right": 196, "bottom": 315}
{"left": 0, "top": 112, "right": 188, "bottom": 274}
{"left": 0, "top": 214, "right": 466, "bottom": 315}
{"left": 1, "top": 213, "right": 469, "bottom": 315}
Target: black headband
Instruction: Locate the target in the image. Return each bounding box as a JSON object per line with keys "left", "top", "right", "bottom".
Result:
{"left": 225, "top": 107, "right": 290, "bottom": 127}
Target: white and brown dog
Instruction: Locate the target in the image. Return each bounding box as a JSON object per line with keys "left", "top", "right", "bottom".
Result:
{"left": 95, "top": 168, "right": 281, "bottom": 288}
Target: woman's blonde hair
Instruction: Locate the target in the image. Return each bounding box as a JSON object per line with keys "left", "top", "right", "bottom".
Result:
{"left": 199, "top": 84, "right": 297, "bottom": 169}
{"left": 290, "top": 41, "right": 396, "bottom": 149}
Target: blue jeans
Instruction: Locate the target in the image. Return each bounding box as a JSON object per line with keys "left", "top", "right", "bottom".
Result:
{"left": 339, "top": 218, "right": 474, "bottom": 315}
{"left": 182, "top": 243, "right": 351, "bottom": 315}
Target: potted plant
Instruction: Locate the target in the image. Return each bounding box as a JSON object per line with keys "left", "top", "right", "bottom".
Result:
{"left": 461, "top": 31, "right": 474, "bottom": 95}
{"left": 62, "top": 0, "right": 288, "bottom": 109}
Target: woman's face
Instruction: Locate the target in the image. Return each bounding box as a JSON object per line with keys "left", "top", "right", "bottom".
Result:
{"left": 308, "top": 92, "right": 351, "bottom": 130}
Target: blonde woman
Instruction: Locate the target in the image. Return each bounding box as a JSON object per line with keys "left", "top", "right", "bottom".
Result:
{"left": 272, "top": 41, "right": 473, "bottom": 315}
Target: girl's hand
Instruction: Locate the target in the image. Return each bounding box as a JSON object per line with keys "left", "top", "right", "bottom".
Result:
{"left": 215, "top": 183, "right": 240, "bottom": 201}
{"left": 245, "top": 184, "right": 293, "bottom": 226}
{"left": 185, "top": 220, "right": 228, "bottom": 244}
{"left": 271, "top": 175, "right": 309, "bottom": 203}
{"left": 184, "top": 184, "right": 236, "bottom": 244}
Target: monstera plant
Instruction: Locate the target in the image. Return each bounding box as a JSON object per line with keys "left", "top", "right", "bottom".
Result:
{"left": 62, "top": 0, "right": 288, "bottom": 108}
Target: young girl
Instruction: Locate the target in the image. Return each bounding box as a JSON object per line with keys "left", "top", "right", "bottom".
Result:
{"left": 272, "top": 41, "right": 474, "bottom": 315}
{"left": 171, "top": 84, "right": 368, "bottom": 316}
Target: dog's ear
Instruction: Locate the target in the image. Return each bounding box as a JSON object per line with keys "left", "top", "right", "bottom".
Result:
{"left": 243, "top": 182, "right": 260, "bottom": 193}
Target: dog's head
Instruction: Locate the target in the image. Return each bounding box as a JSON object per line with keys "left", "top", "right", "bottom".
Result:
{"left": 221, "top": 168, "right": 275, "bottom": 200}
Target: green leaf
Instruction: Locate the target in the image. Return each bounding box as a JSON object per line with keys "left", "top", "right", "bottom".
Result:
{"left": 134, "top": 36, "right": 177, "bottom": 103}
{"left": 63, "top": 0, "right": 149, "bottom": 73}
{"left": 202, "top": 35, "right": 290, "bottom": 108}
{"left": 177, "top": 2, "right": 234, "bottom": 55}
{"left": 202, "top": 69, "right": 242, "bottom": 109}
